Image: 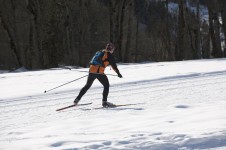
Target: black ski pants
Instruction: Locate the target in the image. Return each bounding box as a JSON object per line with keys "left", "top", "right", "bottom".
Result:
{"left": 76, "top": 73, "right": 109, "bottom": 102}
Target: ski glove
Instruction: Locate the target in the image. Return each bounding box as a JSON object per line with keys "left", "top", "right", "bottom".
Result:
{"left": 118, "top": 73, "right": 123, "bottom": 78}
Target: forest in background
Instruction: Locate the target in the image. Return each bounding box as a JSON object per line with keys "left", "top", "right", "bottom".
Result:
{"left": 0, "top": 0, "right": 226, "bottom": 70}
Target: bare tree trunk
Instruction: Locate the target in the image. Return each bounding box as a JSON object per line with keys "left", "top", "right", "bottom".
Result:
{"left": 77, "top": 0, "right": 90, "bottom": 67}
{"left": 206, "top": 0, "right": 223, "bottom": 58}
{"left": 34, "top": 0, "right": 43, "bottom": 68}
{"left": 78, "top": 0, "right": 84, "bottom": 66}
{"left": 222, "top": 12, "right": 226, "bottom": 57}
{"left": 109, "top": 0, "right": 114, "bottom": 43}
{"left": 196, "top": 0, "right": 201, "bottom": 59}
{"left": 109, "top": 0, "right": 128, "bottom": 62}
{"left": 63, "top": 0, "right": 76, "bottom": 65}
{"left": 27, "top": 0, "right": 44, "bottom": 69}
{"left": 218, "top": 0, "right": 226, "bottom": 57}
{"left": 213, "top": 13, "right": 222, "bottom": 57}
{"left": 176, "top": 0, "right": 186, "bottom": 60}
{"left": 0, "top": 1, "right": 22, "bottom": 68}
{"left": 201, "top": 21, "right": 211, "bottom": 58}
{"left": 124, "top": 0, "right": 134, "bottom": 63}
{"left": 109, "top": 0, "right": 120, "bottom": 58}
{"left": 118, "top": 0, "right": 127, "bottom": 62}
{"left": 135, "top": 17, "right": 139, "bottom": 62}
{"left": 164, "top": 0, "right": 174, "bottom": 60}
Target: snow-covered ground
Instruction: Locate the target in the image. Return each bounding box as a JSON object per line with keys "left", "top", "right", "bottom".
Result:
{"left": 1, "top": 58, "right": 226, "bottom": 150}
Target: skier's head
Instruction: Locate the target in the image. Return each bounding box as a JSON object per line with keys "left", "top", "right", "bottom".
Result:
{"left": 106, "top": 42, "right": 115, "bottom": 53}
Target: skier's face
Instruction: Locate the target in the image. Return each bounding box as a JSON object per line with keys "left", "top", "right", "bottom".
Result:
{"left": 109, "top": 49, "right": 114, "bottom": 54}
{"left": 106, "top": 43, "right": 114, "bottom": 53}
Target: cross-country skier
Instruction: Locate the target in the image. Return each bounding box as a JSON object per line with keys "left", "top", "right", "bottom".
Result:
{"left": 74, "top": 42, "right": 123, "bottom": 107}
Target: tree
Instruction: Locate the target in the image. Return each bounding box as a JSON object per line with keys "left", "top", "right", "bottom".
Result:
{"left": 1, "top": 0, "right": 226, "bottom": 70}
{"left": 0, "top": 0, "right": 22, "bottom": 68}
{"left": 195, "top": 0, "right": 201, "bottom": 59}
{"left": 218, "top": 0, "right": 226, "bottom": 57}
{"left": 124, "top": 0, "right": 134, "bottom": 62}
{"left": 176, "top": 0, "right": 186, "bottom": 60}
{"left": 27, "top": 0, "right": 45, "bottom": 69}
{"left": 206, "top": 0, "right": 223, "bottom": 58}
{"left": 109, "top": 0, "right": 126, "bottom": 61}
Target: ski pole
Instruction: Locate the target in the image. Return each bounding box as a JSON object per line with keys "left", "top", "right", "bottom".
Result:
{"left": 44, "top": 75, "right": 88, "bottom": 93}
{"left": 76, "top": 71, "right": 118, "bottom": 77}
{"left": 59, "top": 66, "right": 118, "bottom": 77}
{"left": 91, "top": 72, "right": 118, "bottom": 77}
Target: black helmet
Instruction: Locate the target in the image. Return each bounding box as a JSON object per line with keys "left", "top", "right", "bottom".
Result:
{"left": 106, "top": 42, "right": 115, "bottom": 51}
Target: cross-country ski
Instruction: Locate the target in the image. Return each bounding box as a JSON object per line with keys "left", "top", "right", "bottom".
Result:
{"left": 80, "top": 103, "right": 141, "bottom": 110}
{"left": 56, "top": 102, "right": 92, "bottom": 111}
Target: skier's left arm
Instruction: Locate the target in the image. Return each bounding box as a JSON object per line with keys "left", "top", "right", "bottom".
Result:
{"left": 108, "top": 53, "right": 122, "bottom": 78}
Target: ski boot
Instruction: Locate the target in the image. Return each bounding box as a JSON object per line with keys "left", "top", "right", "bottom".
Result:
{"left": 74, "top": 98, "right": 80, "bottom": 105}
{"left": 102, "top": 101, "right": 116, "bottom": 108}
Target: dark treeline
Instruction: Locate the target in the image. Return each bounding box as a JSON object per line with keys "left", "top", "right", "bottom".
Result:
{"left": 0, "top": 0, "right": 226, "bottom": 70}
